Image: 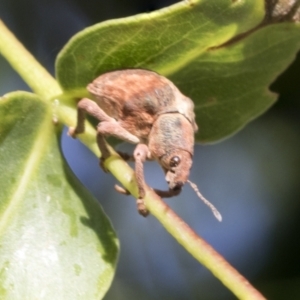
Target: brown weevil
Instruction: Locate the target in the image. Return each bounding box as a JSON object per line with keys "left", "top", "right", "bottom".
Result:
{"left": 69, "top": 69, "right": 221, "bottom": 220}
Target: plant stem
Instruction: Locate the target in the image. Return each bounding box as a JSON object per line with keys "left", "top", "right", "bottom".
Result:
{"left": 148, "top": 192, "right": 264, "bottom": 299}
{"left": 106, "top": 154, "right": 266, "bottom": 300}
{"left": 0, "top": 19, "right": 99, "bottom": 153}
{"left": 0, "top": 20, "right": 61, "bottom": 99}
{"left": 0, "top": 19, "right": 266, "bottom": 300}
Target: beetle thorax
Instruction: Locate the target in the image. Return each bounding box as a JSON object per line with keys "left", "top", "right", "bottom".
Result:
{"left": 148, "top": 113, "right": 194, "bottom": 159}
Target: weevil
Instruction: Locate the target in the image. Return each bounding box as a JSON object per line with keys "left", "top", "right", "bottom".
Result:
{"left": 69, "top": 69, "right": 221, "bottom": 220}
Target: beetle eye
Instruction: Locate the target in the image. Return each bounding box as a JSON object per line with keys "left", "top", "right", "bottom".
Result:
{"left": 170, "top": 156, "right": 180, "bottom": 168}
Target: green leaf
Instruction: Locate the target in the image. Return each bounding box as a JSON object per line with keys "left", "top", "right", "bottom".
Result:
{"left": 171, "top": 23, "right": 300, "bottom": 142}
{"left": 55, "top": 0, "right": 300, "bottom": 143}
{"left": 56, "top": 0, "right": 264, "bottom": 88}
{"left": 0, "top": 92, "right": 118, "bottom": 300}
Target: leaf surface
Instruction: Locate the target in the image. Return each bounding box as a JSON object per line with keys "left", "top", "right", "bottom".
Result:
{"left": 56, "top": 0, "right": 300, "bottom": 142}
{"left": 0, "top": 92, "right": 118, "bottom": 299}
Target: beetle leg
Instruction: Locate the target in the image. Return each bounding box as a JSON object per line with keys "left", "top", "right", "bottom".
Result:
{"left": 68, "top": 98, "right": 113, "bottom": 137}
{"left": 136, "top": 199, "right": 148, "bottom": 217}
{"left": 133, "top": 144, "right": 150, "bottom": 217}
{"left": 115, "top": 184, "right": 149, "bottom": 217}
{"left": 97, "top": 121, "right": 140, "bottom": 145}
{"left": 114, "top": 184, "right": 130, "bottom": 195}
{"left": 115, "top": 145, "right": 179, "bottom": 216}
{"left": 69, "top": 97, "right": 141, "bottom": 169}
{"left": 153, "top": 188, "right": 181, "bottom": 198}
{"left": 96, "top": 120, "right": 140, "bottom": 157}
{"left": 70, "top": 97, "right": 140, "bottom": 146}
{"left": 96, "top": 133, "right": 111, "bottom": 171}
{"left": 96, "top": 121, "right": 141, "bottom": 173}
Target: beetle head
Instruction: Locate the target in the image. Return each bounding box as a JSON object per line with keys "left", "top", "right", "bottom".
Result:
{"left": 148, "top": 113, "right": 195, "bottom": 192}
{"left": 159, "top": 149, "right": 193, "bottom": 191}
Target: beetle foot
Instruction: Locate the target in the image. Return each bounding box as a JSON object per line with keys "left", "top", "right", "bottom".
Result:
{"left": 137, "top": 198, "right": 149, "bottom": 217}
{"left": 99, "top": 157, "right": 109, "bottom": 173}
{"left": 115, "top": 185, "right": 148, "bottom": 216}
{"left": 114, "top": 184, "right": 130, "bottom": 195}
{"left": 68, "top": 127, "right": 77, "bottom": 138}
{"left": 154, "top": 188, "right": 181, "bottom": 198}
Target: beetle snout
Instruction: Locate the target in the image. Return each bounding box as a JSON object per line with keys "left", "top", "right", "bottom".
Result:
{"left": 172, "top": 181, "right": 183, "bottom": 191}
{"left": 166, "top": 179, "right": 184, "bottom": 191}
{"left": 165, "top": 168, "right": 188, "bottom": 191}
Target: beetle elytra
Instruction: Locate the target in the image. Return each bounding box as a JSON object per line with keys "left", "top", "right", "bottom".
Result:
{"left": 69, "top": 69, "right": 221, "bottom": 220}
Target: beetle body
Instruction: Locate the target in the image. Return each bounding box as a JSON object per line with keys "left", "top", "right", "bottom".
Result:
{"left": 88, "top": 69, "right": 198, "bottom": 140}
{"left": 70, "top": 69, "right": 198, "bottom": 215}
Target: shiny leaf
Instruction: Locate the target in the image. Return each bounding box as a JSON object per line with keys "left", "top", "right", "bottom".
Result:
{"left": 0, "top": 92, "right": 118, "bottom": 299}
{"left": 55, "top": 0, "right": 300, "bottom": 142}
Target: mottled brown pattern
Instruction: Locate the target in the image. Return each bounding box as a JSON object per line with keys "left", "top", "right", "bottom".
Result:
{"left": 88, "top": 69, "right": 197, "bottom": 140}
{"left": 148, "top": 113, "right": 194, "bottom": 158}
{"left": 70, "top": 69, "right": 199, "bottom": 212}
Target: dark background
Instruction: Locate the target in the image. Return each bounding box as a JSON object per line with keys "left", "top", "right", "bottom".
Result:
{"left": 1, "top": 1, "right": 300, "bottom": 299}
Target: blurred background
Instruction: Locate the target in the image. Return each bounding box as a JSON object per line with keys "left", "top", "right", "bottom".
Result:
{"left": 1, "top": 0, "right": 300, "bottom": 299}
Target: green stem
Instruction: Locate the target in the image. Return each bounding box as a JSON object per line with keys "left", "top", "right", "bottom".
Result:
{"left": 105, "top": 155, "right": 266, "bottom": 300}
{"left": 0, "top": 19, "right": 265, "bottom": 300}
{"left": 0, "top": 19, "right": 99, "bottom": 154}
{"left": 0, "top": 20, "right": 61, "bottom": 99}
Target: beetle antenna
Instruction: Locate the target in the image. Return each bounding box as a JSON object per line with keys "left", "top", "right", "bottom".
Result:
{"left": 187, "top": 180, "right": 222, "bottom": 222}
